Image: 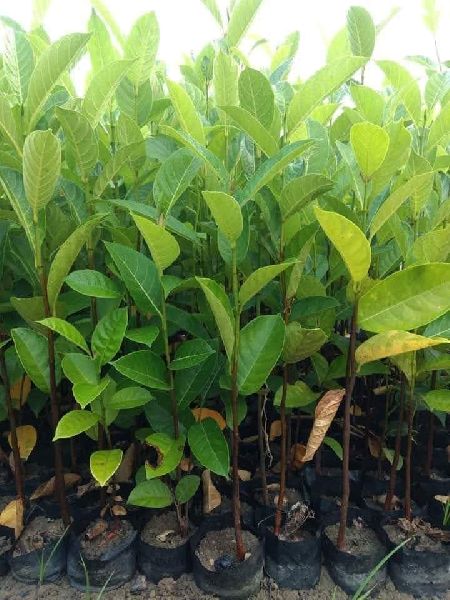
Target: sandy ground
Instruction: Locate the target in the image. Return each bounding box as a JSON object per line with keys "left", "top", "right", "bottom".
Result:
{"left": 1, "top": 568, "right": 449, "bottom": 600}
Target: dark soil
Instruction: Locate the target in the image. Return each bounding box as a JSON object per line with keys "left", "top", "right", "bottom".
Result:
{"left": 0, "top": 535, "right": 12, "bottom": 556}
{"left": 325, "top": 521, "right": 384, "bottom": 556}
{"left": 196, "top": 527, "right": 258, "bottom": 571}
{"left": 384, "top": 519, "right": 446, "bottom": 553}
{"left": 0, "top": 496, "right": 15, "bottom": 513}
{"left": 141, "top": 511, "right": 191, "bottom": 548}
{"left": 12, "top": 516, "right": 65, "bottom": 557}
{"left": 255, "top": 486, "right": 302, "bottom": 509}
{"left": 80, "top": 518, "right": 133, "bottom": 560}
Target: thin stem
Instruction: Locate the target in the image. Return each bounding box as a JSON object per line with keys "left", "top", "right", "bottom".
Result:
{"left": 337, "top": 300, "right": 358, "bottom": 550}
{"left": 384, "top": 377, "right": 405, "bottom": 511}
{"left": 257, "top": 390, "right": 268, "bottom": 506}
{"left": 424, "top": 370, "right": 437, "bottom": 477}
{"left": 404, "top": 356, "right": 416, "bottom": 521}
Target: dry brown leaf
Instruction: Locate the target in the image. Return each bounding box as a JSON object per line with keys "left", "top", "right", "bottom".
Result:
{"left": 192, "top": 408, "right": 226, "bottom": 430}
{"left": 111, "top": 505, "right": 127, "bottom": 516}
{"left": 241, "top": 435, "right": 258, "bottom": 443}
{"left": 238, "top": 469, "right": 251, "bottom": 481}
{"left": 8, "top": 425, "right": 37, "bottom": 460}
{"left": 302, "top": 389, "right": 345, "bottom": 462}
{"left": 368, "top": 436, "right": 381, "bottom": 458}
{"left": 10, "top": 376, "right": 31, "bottom": 406}
{"left": 114, "top": 443, "right": 135, "bottom": 483}
{"left": 269, "top": 420, "right": 282, "bottom": 441}
{"left": 290, "top": 443, "right": 306, "bottom": 470}
{"left": 30, "top": 473, "right": 81, "bottom": 500}
{"left": 180, "top": 457, "right": 194, "bottom": 472}
{"left": 0, "top": 498, "right": 24, "bottom": 538}
{"left": 202, "top": 469, "right": 221, "bottom": 514}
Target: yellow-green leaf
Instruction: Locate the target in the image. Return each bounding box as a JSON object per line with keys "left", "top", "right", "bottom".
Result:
{"left": 202, "top": 191, "right": 243, "bottom": 245}
{"left": 356, "top": 331, "right": 448, "bottom": 366}
{"left": 131, "top": 213, "right": 180, "bottom": 273}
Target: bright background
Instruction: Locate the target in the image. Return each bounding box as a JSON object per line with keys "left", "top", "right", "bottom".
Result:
{"left": 1, "top": 0, "right": 449, "bottom": 90}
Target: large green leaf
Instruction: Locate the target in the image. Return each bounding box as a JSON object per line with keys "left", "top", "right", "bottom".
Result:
{"left": 424, "top": 312, "right": 450, "bottom": 339}
{"left": 131, "top": 213, "right": 180, "bottom": 273}
{"left": 274, "top": 380, "right": 319, "bottom": 408}
{"left": 62, "top": 353, "right": 99, "bottom": 385}
{"left": 105, "top": 242, "right": 162, "bottom": 317}
{"left": 377, "top": 60, "right": 421, "bottom": 125}
{"left": 238, "top": 67, "right": 274, "bottom": 128}
{"left": 240, "top": 141, "right": 313, "bottom": 206}
{"left": 90, "top": 449, "right": 123, "bottom": 486}
{"left": 220, "top": 105, "right": 278, "bottom": 156}
{"left": 424, "top": 389, "right": 450, "bottom": 413}
{"left": 358, "top": 263, "right": 450, "bottom": 333}
{"left": 280, "top": 174, "right": 333, "bottom": 220}
{"left": 282, "top": 323, "right": 327, "bottom": 363}
{"left": 287, "top": 57, "right": 367, "bottom": 137}
{"left": 167, "top": 79, "right": 205, "bottom": 145}
{"left": 175, "top": 352, "right": 219, "bottom": 409}
{"left": 214, "top": 51, "right": 238, "bottom": 111}
{"left": 83, "top": 60, "right": 133, "bottom": 127}
{"left": 112, "top": 350, "right": 170, "bottom": 390}
{"left": 11, "top": 327, "right": 50, "bottom": 393}
{"left": 406, "top": 228, "right": 450, "bottom": 266}
{"left": 427, "top": 101, "right": 450, "bottom": 149}
{"left": 73, "top": 378, "right": 110, "bottom": 408}
{"left": 355, "top": 331, "right": 448, "bottom": 366}
{"left": 188, "top": 419, "right": 229, "bottom": 476}
{"left": 128, "top": 479, "right": 173, "bottom": 508}
{"left": 238, "top": 315, "right": 285, "bottom": 395}
{"left": 315, "top": 207, "right": 371, "bottom": 283}
{"left": 0, "top": 168, "right": 35, "bottom": 251}
{"left": 23, "top": 130, "right": 61, "bottom": 218}
{"left": 94, "top": 143, "right": 143, "bottom": 197}
{"left": 3, "top": 29, "right": 34, "bottom": 105}
{"left": 145, "top": 433, "right": 185, "bottom": 479}
{"left": 202, "top": 191, "right": 243, "bottom": 244}
{"left": 108, "top": 386, "right": 152, "bottom": 410}
{"left": 92, "top": 307, "right": 128, "bottom": 365}
{"left": 87, "top": 8, "right": 118, "bottom": 73}
{"left": 226, "top": 0, "right": 263, "bottom": 47}
{"left": 54, "top": 409, "right": 99, "bottom": 440}
{"left": 125, "top": 325, "right": 159, "bottom": 348}
{"left": 175, "top": 475, "right": 201, "bottom": 504}
{"left": 124, "top": 12, "right": 159, "bottom": 85}
{"left": 239, "top": 262, "right": 292, "bottom": 310}
{"left": 0, "top": 94, "right": 23, "bottom": 156}
{"left": 47, "top": 216, "right": 103, "bottom": 313}
{"left": 346, "top": 6, "right": 376, "bottom": 58}
{"left": 153, "top": 148, "right": 202, "bottom": 217}
{"left": 350, "top": 122, "right": 389, "bottom": 179}
{"left": 38, "top": 317, "right": 89, "bottom": 354}
{"left": 197, "top": 278, "right": 234, "bottom": 361}
{"left": 56, "top": 107, "right": 98, "bottom": 180}
{"left": 169, "top": 339, "right": 214, "bottom": 371}
{"left": 25, "top": 33, "right": 89, "bottom": 131}
{"left": 65, "top": 269, "right": 122, "bottom": 299}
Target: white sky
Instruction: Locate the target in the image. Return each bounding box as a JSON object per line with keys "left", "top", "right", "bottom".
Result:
{"left": 1, "top": 0, "right": 449, "bottom": 90}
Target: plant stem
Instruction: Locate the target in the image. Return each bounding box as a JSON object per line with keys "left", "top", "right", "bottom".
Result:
{"left": 384, "top": 376, "right": 405, "bottom": 511}
{"left": 337, "top": 300, "right": 358, "bottom": 550}
{"left": 274, "top": 360, "right": 288, "bottom": 536}
{"left": 257, "top": 389, "right": 268, "bottom": 506}
{"left": 424, "top": 370, "right": 437, "bottom": 477}
{"left": 231, "top": 245, "right": 245, "bottom": 560}
{"left": 404, "top": 356, "right": 416, "bottom": 521}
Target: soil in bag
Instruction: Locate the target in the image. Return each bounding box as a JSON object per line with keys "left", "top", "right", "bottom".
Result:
{"left": 192, "top": 527, "right": 263, "bottom": 600}
{"left": 138, "top": 511, "right": 193, "bottom": 583}
{"left": 67, "top": 518, "right": 137, "bottom": 591}
{"left": 8, "top": 516, "right": 67, "bottom": 583}
{"left": 0, "top": 527, "right": 12, "bottom": 576}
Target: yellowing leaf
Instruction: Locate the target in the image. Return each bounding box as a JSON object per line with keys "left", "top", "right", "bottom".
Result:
{"left": 0, "top": 498, "right": 24, "bottom": 538}
{"left": 131, "top": 213, "right": 180, "bottom": 273}
{"left": 10, "top": 376, "right": 31, "bottom": 406}
{"left": 192, "top": 407, "right": 226, "bottom": 431}
{"left": 30, "top": 473, "right": 81, "bottom": 500}
{"left": 9, "top": 425, "right": 37, "bottom": 460}
{"left": 303, "top": 389, "right": 345, "bottom": 462}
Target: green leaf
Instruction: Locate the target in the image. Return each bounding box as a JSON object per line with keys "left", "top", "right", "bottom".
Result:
{"left": 323, "top": 436, "right": 343, "bottom": 460}
{"left": 200, "top": 0, "right": 223, "bottom": 27}
{"left": 226, "top": 0, "right": 263, "bottom": 47}
{"left": 282, "top": 323, "right": 327, "bottom": 363}
{"left": 424, "top": 312, "right": 450, "bottom": 339}
{"left": 406, "top": 228, "right": 450, "bottom": 266}
{"left": 47, "top": 216, "right": 103, "bottom": 313}
{"left": 355, "top": 331, "right": 448, "bottom": 366}
{"left": 38, "top": 317, "right": 89, "bottom": 354}
{"left": 73, "top": 378, "right": 110, "bottom": 408}
{"left": 56, "top": 107, "right": 98, "bottom": 180}
{"left": 25, "top": 33, "right": 89, "bottom": 131}
{"left": 131, "top": 213, "right": 180, "bottom": 273}
{"left": 197, "top": 278, "right": 235, "bottom": 361}
{"left": 124, "top": 12, "right": 159, "bottom": 85}
{"left": 125, "top": 325, "right": 159, "bottom": 348}
{"left": 274, "top": 380, "right": 319, "bottom": 408}
{"left": 3, "top": 29, "right": 34, "bottom": 106}
{"left": 214, "top": 51, "right": 238, "bottom": 111}
{"left": 170, "top": 339, "right": 214, "bottom": 371}
{"left": 346, "top": 6, "right": 376, "bottom": 58}
{"left": 240, "top": 141, "right": 313, "bottom": 206}
{"left": 90, "top": 449, "right": 123, "bottom": 486}
{"left": 23, "top": 130, "right": 61, "bottom": 217}
{"left": 238, "top": 315, "right": 285, "bottom": 395}
{"left": 377, "top": 60, "right": 421, "bottom": 126}
{"left": 175, "top": 475, "right": 201, "bottom": 504}
{"left": 358, "top": 263, "right": 450, "bottom": 333}
{"left": 167, "top": 79, "right": 205, "bottom": 145}
{"left": 87, "top": 8, "right": 118, "bottom": 73}
{"left": 11, "top": 327, "right": 50, "bottom": 393}
{"left": 128, "top": 479, "right": 173, "bottom": 509}
{"left": 202, "top": 191, "right": 243, "bottom": 244}
{"left": 145, "top": 433, "right": 185, "bottom": 479}
{"left": 427, "top": 101, "right": 450, "bottom": 149}
{"left": 105, "top": 242, "right": 162, "bottom": 317}
{"left": 175, "top": 352, "right": 219, "bottom": 409}
{"left": 65, "top": 269, "right": 121, "bottom": 299}
{"left": 350, "top": 122, "right": 389, "bottom": 179}
{"left": 92, "top": 307, "right": 128, "bottom": 365}
{"left": 238, "top": 67, "right": 274, "bottom": 128}
{"left": 280, "top": 174, "right": 333, "bottom": 220}
{"left": 83, "top": 60, "right": 133, "bottom": 127}
{"left": 62, "top": 353, "right": 98, "bottom": 385}
{"left": 287, "top": 57, "right": 367, "bottom": 137}
{"left": 424, "top": 389, "right": 450, "bottom": 413}
{"left": 315, "top": 207, "right": 371, "bottom": 283}
{"left": 370, "top": 173, "right": 434, "bottom": 238}
{"left": 112, "top": 350, "right": 169, "bottom": 390}
{"left": 94, "top": 143, "right": 143, "bottom": 197}
{"left": 0, "top": 94, "right": 23, "bottom": 156}
{"left": 153, "top": 148, "right": 202, "bottom": 217}
{"left": 220, "top": 105, "right": 278, "bottom": 156}
{"left": 188, "top": 419, "right": 229, "bottom": 476}
{"left": 53, "top": 409, "right": 99, "bottom": 440}
{"left": 108, "top": 386, "right": 152, "bottom": 410}
{"left": 0, "top": 168, "right": 35, "bottom": 252}
{"left": 239, "top": 262, "right": 292, "bottom": 310}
